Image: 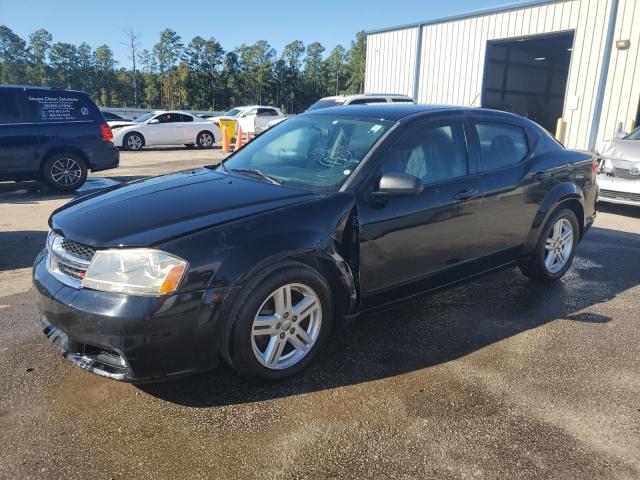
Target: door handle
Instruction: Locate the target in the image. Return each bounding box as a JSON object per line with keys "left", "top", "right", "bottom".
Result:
{"left": 533, "top": 171, "right": 552, "bottom": 182}
{"left": 453, "top": 188, "right": 479, "bottom": 201}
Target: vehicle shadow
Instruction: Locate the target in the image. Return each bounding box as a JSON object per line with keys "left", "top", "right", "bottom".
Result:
{"left": 128, "top": 145, "right": 221, "bottom": 152}
{"left": 0, "top": 230, "right": 48, "bottom": 271}
{"left": 140, "top": 225, "right": 637, "bottom": 407}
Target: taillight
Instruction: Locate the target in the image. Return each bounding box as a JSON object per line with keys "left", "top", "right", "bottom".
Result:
{"left": 592, "top": 158, "right": 598, "bottom": 175}
{"left": 100, "top": 123, "right": 113, "bottom": 143}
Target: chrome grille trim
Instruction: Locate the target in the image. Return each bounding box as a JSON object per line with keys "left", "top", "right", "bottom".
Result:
{"left": 46, "top": 233, "right": 95, "bottom": 288}
{"left": 613, "top": 167, "right": 640, "bottom": 181}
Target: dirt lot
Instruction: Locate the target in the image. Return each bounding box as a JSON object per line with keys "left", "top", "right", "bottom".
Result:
{"left": 1, "top": 147, "right": 639, "bottom": 480}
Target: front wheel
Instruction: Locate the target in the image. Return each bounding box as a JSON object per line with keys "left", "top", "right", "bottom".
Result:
{"left": 42, "top": 153, "right": 87, "bottom": 191}
{"left": 196, "top": 131, "right": 215, "bottom": 149}
{"left": 123, "top": 132, "right": 144, "bottom": 151}
{"left": 519, "top": 208, "right": 579, "bottom": 282}
{"left": 228, "top": 262, "right": 333, "bottom": 381}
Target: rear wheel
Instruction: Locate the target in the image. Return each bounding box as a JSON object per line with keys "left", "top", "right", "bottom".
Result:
{"left": 123, "top": 132, "right": 144, "bottom": 151}
{"left": 196, "top": 131, "right": 215, "bottom": 149}
{"left": 228, "top": 262, "right": 333, "bottom": 381}
{"left": 519, "top": 208, "right": 579, "bottom": 282}
{"left": 42, "top": 153, "right": 87, "bottom": 191}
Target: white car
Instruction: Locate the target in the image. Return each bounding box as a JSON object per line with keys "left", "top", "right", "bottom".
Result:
{"left": 210, "top": 106, "right": 285, "bottom": 134}
{"left": 267, "top": 93, "right": 416, "bottom": 128}
{"left": 111, "top": 111, "right": 221, "bottom": 151}
{"left": 596, "top": 126, "right": 640, "bottom": 207}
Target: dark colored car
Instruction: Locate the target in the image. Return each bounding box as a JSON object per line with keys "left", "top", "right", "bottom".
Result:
{"left": 101, "top": 111, "right": 130, "bottom": 121}
{"left": 33, "top": 105, "right": 598, "bottom": 382}
{"left": 0, "top": 85, "right": 119, "bottom": 191}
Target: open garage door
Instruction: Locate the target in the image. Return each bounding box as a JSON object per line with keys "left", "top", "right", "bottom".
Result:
{"left": 481, "top": 32, "right": 574, "bottom": 134}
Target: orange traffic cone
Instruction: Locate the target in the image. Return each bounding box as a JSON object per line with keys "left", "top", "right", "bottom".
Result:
{"left": 234, "top": 127, "right": 244, "bottom": 151}
{"left": 222, "top": 127, "right": 231, "bottom": 153}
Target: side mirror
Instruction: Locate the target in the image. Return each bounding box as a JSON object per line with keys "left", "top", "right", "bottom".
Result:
{"left": 148, "top": 118, "right": 159, "bottom": 125}
{"left": 372, "top": 172, "right": 423, "bottom": 197}
{"left": 615, "top": 131, "right": 627, "bottom": 140}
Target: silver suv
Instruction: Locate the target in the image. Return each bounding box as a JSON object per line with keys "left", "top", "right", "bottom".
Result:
{"left": 307, "top": 93, "right": 415, "bottom": 111}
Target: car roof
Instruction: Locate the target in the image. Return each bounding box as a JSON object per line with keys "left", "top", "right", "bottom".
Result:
{"left": 320, "top": 93, "right": 414, "bottom": 101}
{"left": 302, "top": 104, "right": 532, "bottom": 123}
{"left": 0, "top": 84, "right": 88, "bottom": 95}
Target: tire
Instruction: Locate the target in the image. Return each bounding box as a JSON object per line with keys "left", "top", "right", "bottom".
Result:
{"left": 228, "top": 262, "right": 333, "bottom": 381}
{"left": 42, "top": 152, "right": 87, "bottom": 192}
{"left": 123, "top": 132, "right": 144, "bottom": 151}
{"left": 519, "top": 208, "right": 580, "bottom": 283}
{"left": 196, "top": 131, "right": 215, "bottom": 149}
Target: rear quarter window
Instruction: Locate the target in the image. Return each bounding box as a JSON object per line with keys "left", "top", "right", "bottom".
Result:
{"left": 23, "top": 92, "right": 97, "bottom": 123}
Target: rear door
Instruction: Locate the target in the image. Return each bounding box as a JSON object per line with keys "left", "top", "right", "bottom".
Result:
{"left": 0, "top": 90, "right": 42, "bottom": 173}
{"left": 177, "top": 113, "right": 196, "bottom": 143}
{"left": 467, "top": 114, "right": 540, "bottom": 258}
{"left": 358, "top": 116, "right": 484, "bottom": 305}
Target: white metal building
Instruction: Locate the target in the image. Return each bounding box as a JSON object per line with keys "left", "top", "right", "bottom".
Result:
{"left": 365, "top": 0, "right": 640, "bottom": 150}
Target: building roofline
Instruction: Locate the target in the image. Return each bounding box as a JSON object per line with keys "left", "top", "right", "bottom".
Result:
{"left": 365, "top": 0, "right": 565, "bottom": 35}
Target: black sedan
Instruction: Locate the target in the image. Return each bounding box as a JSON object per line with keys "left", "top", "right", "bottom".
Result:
{"left": 33, "top": 105, "right": 598, "bottom": 382}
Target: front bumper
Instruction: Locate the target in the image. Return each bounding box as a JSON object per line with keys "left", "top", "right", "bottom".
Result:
{"left": 33, "top": 250, "right": 226, "bottom": 382}
{"left": 597, "top": 174, "right": 640, "bottom": 206}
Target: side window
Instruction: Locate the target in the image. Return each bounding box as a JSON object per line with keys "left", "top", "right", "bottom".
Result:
{"left": 257, "top": 108, "right": 277, "bottom": 117}
{"left": 243, "top": 109, "right": 257, "bottom": 117}
{"left": 381, "top": 122, "right": 468, "bottom": 185}
{"left": 180, "top": 114, "right": 193, "bottom": 122}
{"left": 391, "top": 98, "right": 414, "bottom": 103}
{"left": 475, "top": 122, "right": 529, "bottom": 171}
{"left": 349, "top": 98, "right": 386, "bottom": 105}
{"left": 22, "top": 92, "right": 93, "bottom": 122}
{"left": 0, "top": 92, "right": 22, "bottom": 123}
{"left": 157, "top": 113, "right": 177, "bottom": 123}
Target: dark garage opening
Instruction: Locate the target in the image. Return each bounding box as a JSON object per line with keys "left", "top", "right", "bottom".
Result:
{"left": 481, "top": 32, "right": 574, "bottom": 133}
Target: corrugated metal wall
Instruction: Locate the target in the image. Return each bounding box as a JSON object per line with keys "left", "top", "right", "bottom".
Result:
{"left": 365, "top": 0, "right": 639, "bottom": 149}
{"left": 598, "top": 0, "right": 640, "bottom": 140}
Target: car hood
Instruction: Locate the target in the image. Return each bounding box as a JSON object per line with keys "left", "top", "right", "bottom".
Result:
{"left": 50, "top": 168, "right": 319, "bottom": 247}
{"left": 598, "top": 139, "right": 640, "bottom": 163}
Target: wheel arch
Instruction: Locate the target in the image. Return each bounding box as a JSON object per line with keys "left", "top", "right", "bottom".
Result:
{"left": 123, "top": 130, "right": 146, "bottom": 148}
{"left": 40, "top": 147, "right": 89, "bottom": 175}
{"left": 525, "top": 182, "right": 586, "bottom": 251}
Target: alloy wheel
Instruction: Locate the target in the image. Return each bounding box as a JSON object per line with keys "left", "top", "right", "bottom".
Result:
{"left": 127, "top": 135, "right": 142, "bottom": 150}
{"left": 199, "top": 133, "right": 213, "bottom": 147}
{"left": 544, "top": 218, "right": 574, "bottom": 273}
{"left": 50, "top": 157, "right": 82, "bottom": 187}
{"left": 250, "top": 283, "right": 322, "bottom": 370}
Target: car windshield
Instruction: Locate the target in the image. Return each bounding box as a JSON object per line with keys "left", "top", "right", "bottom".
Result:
{"left": 224, "top": 108, "right": 242, "bottom": 117}
{"left": 306, "top": 99, "right": 344, "bottom": 111}
{"left": 625, "top": 127, "right": 640, "bottom": 140}
{"left": 218, "top": 115, "right": 393, "bottom": 191}
{"left": 135, "top": 113, "right": 155, "bottom": 123}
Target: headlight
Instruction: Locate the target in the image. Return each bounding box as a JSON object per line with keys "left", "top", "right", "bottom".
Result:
{"left": 82, "top": 249, "right": 187, "bottom": 296}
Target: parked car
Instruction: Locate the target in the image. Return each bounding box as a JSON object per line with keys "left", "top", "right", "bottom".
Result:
{"left": 307, "top": 93, "right": 415, "bottom": 111}
{"left": 0, "top": 85, "right": 119, "bottom": 191}
{"left": 267, "top": 93, "right": 416, "bottom": 129}
{"left": 596, "top": 126, "right": 640, "bottom": 206}
{"left": 101, "top": 111, "right": 130, "bottom": 121}
{"left": 111, "top": 110, "right": 221, "bottom": 150}
{"left": 34, "top": 105, "right": 597, "bottom": 382}
{"left": 210, "top": 106, "right": 286, "bottom": 133}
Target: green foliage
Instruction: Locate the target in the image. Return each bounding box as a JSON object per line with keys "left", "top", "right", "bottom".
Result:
{"left": 0, "top": 25, "right": 368, "bottom": 112}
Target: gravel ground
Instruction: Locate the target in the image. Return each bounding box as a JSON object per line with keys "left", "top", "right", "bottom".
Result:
{"left": 0, "top": 147, "right": 639, "bottom": 480}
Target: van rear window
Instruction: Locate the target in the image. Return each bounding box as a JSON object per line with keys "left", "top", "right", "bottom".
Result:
{"left": 24, "top": 93, "right": 94, "bottom": 122}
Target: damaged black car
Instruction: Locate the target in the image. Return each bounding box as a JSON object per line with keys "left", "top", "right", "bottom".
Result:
{"left": 33, "top": 105, "right": 598, "bottom": 382}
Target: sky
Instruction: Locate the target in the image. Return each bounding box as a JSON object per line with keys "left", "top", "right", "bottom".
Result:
{"left": 1, "top": 0, "right": 526, "bottom": 65}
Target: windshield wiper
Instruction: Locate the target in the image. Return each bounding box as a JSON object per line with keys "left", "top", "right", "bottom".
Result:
{"left": 231, "top": 168, "right": 283, "bottom": 185}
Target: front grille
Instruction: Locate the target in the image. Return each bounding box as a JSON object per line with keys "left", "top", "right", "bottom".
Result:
{"left": 613, "top": 168, "right": 640, "bottom": 181}
{"left": 60, "top": 239, "right": 95, "bottom": 262}
{"left": 600, "top": 189, "right": 640, "bottom": 203}
{"left": 47, "top": 234, "right": 95, "bottom": 287}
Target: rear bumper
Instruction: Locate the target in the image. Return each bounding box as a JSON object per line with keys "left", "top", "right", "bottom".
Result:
{"left": 33, "top": 250, "right": 226, "bottom": 382}
{"left": 89, "top": 143, "right": 119, "bottom": 172}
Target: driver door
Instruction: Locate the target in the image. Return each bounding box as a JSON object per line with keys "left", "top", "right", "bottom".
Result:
{"left": 357, "top": 117, "right": 484, "bottom": 307}
{"left": 145, "top": 113, "right": 180, "bottom": 145}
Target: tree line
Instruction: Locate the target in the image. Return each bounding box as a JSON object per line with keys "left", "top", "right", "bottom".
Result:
{"left": 0, "top": 25, "right": 367, "bottom": 113}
